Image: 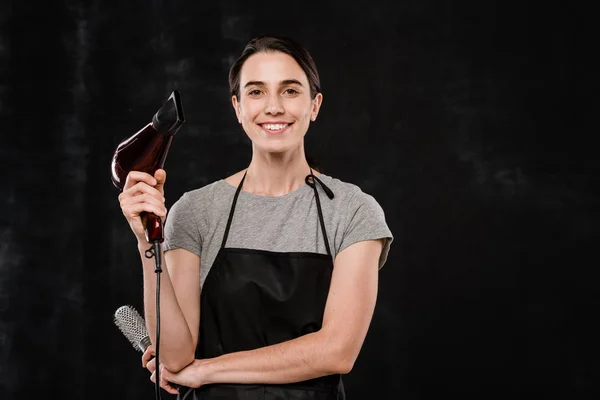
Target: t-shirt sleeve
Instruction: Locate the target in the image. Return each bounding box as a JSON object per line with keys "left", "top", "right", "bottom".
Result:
{"left": 162, "top": 192, "right": 203, "bottom": 257}
{"left": 337, "top": 190, "right": 393, "bottom": 269}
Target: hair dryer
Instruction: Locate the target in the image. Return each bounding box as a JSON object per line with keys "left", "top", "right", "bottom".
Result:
{"left": 111, "top": 90, "right": 185, "bottom": 243}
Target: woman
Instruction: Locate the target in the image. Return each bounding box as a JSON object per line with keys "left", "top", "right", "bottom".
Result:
{"left": 119, "top": 35, "right": 393, "bottom": 399}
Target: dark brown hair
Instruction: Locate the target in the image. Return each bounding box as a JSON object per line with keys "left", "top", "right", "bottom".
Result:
{"left": 229, "top": 35, "right": 321, "bottom": 100}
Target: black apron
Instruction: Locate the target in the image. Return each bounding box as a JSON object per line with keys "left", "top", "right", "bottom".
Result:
{"left": 179, "top": 171, "right": 344, "bottom": 400}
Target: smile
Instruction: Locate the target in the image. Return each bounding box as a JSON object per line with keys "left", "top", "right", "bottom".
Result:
{"left": 259, "top": 123, "right": 292, "bottom": 134}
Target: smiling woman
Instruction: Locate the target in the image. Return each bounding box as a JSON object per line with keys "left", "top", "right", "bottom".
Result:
{"left": 117, "top": 34, "right": 393, "bottom": 400}
{"left": 232, "top": 51, "right": 322, "bottom": 155}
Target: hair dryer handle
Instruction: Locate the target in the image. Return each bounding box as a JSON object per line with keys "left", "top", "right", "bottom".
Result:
{"left": 141, "top": 212, "right": 163, "bottom": 243}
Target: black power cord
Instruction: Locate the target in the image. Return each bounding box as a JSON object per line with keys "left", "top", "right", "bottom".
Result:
{"left": 145, "top": 241, "right": 163, "bottom": 400}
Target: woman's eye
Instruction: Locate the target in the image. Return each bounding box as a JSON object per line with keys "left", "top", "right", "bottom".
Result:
{"left": 284, "top": 88, "right": 299, "bottom": 95}
{"left": 248, "top": 90, "right": 262, "bottom": 96}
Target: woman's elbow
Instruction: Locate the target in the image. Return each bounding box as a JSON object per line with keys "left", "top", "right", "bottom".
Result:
{"left": 323, "top": 343, "right": 358, "bottom": 375}
{"left": 333, "top": 351, "right": 357, "bottom": 375}
{"left": 162, "top": 353, "right": 195, "bottom": 373}
{"left": 160, "top": 343, "right": 196, "bottom": 372}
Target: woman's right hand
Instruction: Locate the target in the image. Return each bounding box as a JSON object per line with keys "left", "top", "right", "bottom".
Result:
{"left": 118, "top": 169, "right": 167, "bottom": 245}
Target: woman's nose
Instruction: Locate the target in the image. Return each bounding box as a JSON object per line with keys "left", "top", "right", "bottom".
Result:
{"left": 265, "top": 95, "right": 284, "bottom": 115}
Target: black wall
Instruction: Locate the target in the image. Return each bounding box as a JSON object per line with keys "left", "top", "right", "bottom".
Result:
{"left": 0, "top": 1, "right": 597, "bottom": 399}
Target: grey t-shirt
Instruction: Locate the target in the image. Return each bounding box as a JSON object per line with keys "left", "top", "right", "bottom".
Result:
{"left": 162, "top": 173, "right": 393, "bottom": 289}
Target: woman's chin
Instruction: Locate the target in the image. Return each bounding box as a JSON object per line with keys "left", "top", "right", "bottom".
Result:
{"left": 254, "top": 139, "right": 302, "bottom": 155}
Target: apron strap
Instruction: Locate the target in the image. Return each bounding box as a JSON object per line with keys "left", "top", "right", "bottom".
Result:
{"left": 306, "top": 169, "right": 335, "bottom": 258}
{"left": 221, "top": 169, "right": 335, "bottom": 256}
{"left": 221, "top": 170, "right": 247, "bottom": 249}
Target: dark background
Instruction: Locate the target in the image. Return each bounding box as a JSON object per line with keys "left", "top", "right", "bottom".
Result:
{"left": 1, "top": 0, "right": 597, "bottom": 399}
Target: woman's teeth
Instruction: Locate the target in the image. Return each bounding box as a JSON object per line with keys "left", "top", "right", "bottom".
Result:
{"left": 263, "top": 124, "right": 288, "bottom": 131}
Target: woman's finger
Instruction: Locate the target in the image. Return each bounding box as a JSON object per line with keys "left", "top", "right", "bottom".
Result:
{"left": 159, "top": 365, "right": 179, "bottom": 395}
{"left": 142, "top": 345, "right": 155, "bottom": 368}
{"left": 149, "top": 367, "right": 179, "bottom": 395}
{"left": 121, "top": 181, "right": 165, "bottom": 200}
{"left": 154, "top": 169, "right": 167, "bottom": 193}
{"left": 121, "top": 202, "right": 167, "bottom": 220}
{"left": 120, "top": 192, "right": 166, "bottom": 210}
{"left": 124, "top": 171, "right": 157, "bottom": 191}
{"left": 146, "top": 358, "right": 156, "bottom": 373}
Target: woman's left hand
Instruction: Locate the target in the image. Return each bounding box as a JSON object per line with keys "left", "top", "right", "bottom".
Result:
{"left": 148, "top": 358, "right": 207, "bottom": 394}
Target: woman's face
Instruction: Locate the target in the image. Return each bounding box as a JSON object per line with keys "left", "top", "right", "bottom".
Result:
{"left": 232, "top": 51, "right": 322, "bottom": 154}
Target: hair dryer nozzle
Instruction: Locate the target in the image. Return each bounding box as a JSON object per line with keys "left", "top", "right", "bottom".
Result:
{"left": 152, "top": 90, "right": 185, "bottom": 135}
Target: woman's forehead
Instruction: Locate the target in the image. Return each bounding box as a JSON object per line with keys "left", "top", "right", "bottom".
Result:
{"left": 240, "top": 52, "right": 308, "bottom": 86}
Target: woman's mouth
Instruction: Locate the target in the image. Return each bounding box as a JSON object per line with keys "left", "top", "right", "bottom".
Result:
{"left": 259, "top": 122, "right": 292, "bottom": 135}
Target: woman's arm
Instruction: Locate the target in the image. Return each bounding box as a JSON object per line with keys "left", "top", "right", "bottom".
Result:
{"left": 120, "top": 170, "right": 201, "bottom": 372}
{"left": 154, "top": 239, "right": 382, "bottom": 391}
{"left": 141, "top": 247, "right": 200, "bottom": 372}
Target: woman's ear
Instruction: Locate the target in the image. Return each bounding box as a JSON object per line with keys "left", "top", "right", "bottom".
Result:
{"left": 232, "top": 95, "right": 241, "bottom": 123}
{"left": 311, "top": 93, "right": 323, "bottom": 121}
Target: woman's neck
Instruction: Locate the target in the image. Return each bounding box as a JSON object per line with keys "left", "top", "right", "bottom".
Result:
{"left": 244, "top": 145, "right": 315, "bottom": 197}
